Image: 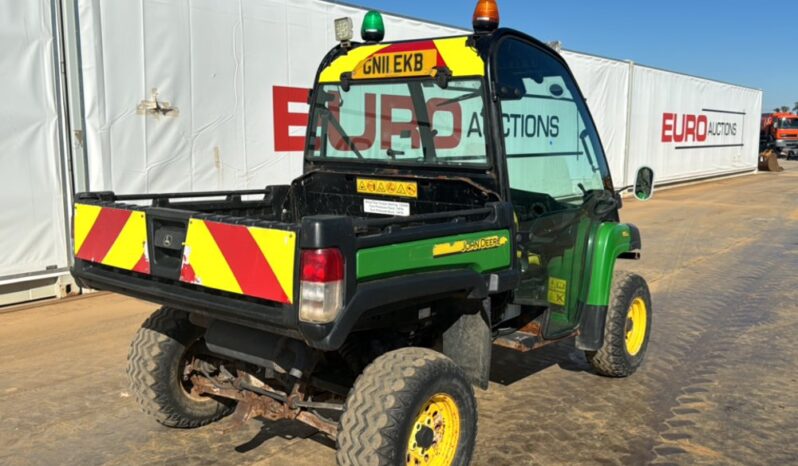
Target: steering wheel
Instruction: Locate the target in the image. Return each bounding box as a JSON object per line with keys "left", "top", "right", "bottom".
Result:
{"left": 582, "top": 190, "right": 618, "bottom": 218}
{"left": 524, "top": 212, "right": 578, "bottom": 244}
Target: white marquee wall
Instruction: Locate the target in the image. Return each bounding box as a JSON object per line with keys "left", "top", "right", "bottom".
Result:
{"left": 0, "top": 0, "right": 69, "bottom": 284}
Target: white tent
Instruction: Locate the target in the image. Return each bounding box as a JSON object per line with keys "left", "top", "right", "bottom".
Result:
{"left": 0, "top": 0, "right": 71, "bottom": 296}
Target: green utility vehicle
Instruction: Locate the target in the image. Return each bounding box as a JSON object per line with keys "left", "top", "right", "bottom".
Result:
{"left": 71, "top": 4, "right": 654, "bottom": 465}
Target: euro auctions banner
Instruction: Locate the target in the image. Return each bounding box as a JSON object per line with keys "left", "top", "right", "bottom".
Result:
{"left": 627, "top": 65, "right": 762, "bottom": 184}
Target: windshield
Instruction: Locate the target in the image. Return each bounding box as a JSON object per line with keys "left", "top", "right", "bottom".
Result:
{"left": 307, "top": 79, "right": 489, "bottom": 167}
{"left": 780, "top": 118, "right": 798, "bottom": 129}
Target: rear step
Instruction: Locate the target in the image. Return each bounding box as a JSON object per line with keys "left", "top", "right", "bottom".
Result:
{"left": 493, "top": 319, "right": 576, "bottom": 352}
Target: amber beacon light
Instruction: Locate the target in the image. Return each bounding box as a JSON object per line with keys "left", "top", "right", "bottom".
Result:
{"left": 472, "top": 0, "right": 500, "bottom": 33}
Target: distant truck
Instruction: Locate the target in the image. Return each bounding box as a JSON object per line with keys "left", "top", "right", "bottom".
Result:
{"left": 761, "top": 112, "right": 798, "bottom": 157}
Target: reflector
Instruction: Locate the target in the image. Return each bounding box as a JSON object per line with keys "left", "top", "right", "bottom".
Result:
{"left": 472, "top": 0, "right": 500, "bottom": 33}
{"left": 301, "top": 248, "right": 344, "bottom": 283}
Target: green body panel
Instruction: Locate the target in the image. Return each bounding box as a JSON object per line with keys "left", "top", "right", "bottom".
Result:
{"left": 585, "top": 223, "right": 635, "bottom": 306}
{"left": 542, "top": 217, "right": 596, "bottom": 338}
{"left": 356, "top": 229, "right": 512, "bottom": 281}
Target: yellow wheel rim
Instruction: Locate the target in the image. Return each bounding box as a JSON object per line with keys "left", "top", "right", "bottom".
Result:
{"left": 625, "top": 297, "right": 647, "bottom": 356}
{"left": 405, "top": 393, "right": 460, "bottom": 466}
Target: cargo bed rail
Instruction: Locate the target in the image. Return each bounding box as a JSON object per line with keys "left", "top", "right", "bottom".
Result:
{"left": 79, "top": 188, "right": 272, "bottom": 202}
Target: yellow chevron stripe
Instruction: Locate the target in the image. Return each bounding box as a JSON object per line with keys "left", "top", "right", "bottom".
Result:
{"left": 74, "top": 203, "right": 102, "bottom": 254}
{"left": 434, "top": 37, "right": 485, "bottom": 77}
{"left": 102, "top": 211, "right": 147, "bottom": 270}
{"left": 183, "top": 219, "right": 241, "bottom": 294}
{"left": 249, "top": 227, "right": 297, "bottom": 304}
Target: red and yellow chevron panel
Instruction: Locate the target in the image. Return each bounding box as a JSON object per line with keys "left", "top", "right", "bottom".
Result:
{"left": 179, "top": 219, "right": 296, "bottom": 304}
{"left": 74, "top": 203, "right": 150, "bottom": 273}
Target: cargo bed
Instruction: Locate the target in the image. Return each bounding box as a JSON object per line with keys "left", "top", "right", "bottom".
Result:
{"left": 71, "top": 175, "right": 516, "bottom": 349}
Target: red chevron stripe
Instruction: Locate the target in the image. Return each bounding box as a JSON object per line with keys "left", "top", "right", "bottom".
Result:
{"left": 75, "top": 208, "right": 131, "bottom": 263}
{"left": 375, "top": 41, "right": 447, "bottom": 68}
{"left": 132, "top": 253, "right": 150, "bottom": 274}
{"left": 204, "top": 221, "right": 289, "bottom": 304}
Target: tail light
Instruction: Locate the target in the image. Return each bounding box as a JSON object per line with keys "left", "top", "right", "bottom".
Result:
{"left": 298, "top": 248, "right": 344, "bottom": 324}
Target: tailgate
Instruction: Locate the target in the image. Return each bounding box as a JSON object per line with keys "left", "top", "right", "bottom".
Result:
{"left": 73, "top": 202, "right": 297, "bottom": 305}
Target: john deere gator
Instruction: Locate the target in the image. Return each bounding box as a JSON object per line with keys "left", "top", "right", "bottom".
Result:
{"left": 71, "top": 1, "right": 656, "bottom": 464}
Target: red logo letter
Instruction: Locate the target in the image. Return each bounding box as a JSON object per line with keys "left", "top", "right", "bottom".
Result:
{"left": 661, "top": 113, "right": 674, "bottom": 143}
{"left": 697, "top": 115, "right": 708, "bottom": 142}
{"left": 685, "top": 114, "right": 697, "bottom": 142}
{"left": 328, "top": 92, "right": 377, "bottom": 151}
{"left": 381, "top": 95, "right": 421, "bottom": 150}
{"left": 427, "top": 99, "right": 462, "bottom": 150}
{"left": 273, "top": 86, "right": 310, "bottom": 152}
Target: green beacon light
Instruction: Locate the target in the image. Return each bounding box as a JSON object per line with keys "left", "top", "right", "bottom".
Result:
{"left": 361, "top": 10, "right": 385, "bottom": 43}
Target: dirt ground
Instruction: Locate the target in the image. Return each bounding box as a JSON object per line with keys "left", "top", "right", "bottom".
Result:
{"left": 2, "top": 161, "right": 798, "bottom": 465}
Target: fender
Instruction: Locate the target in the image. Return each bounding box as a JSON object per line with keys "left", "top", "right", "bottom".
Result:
{"left": 576, "top": 223, "right": 640, "bottom": 350}
{"left": 299, "top": 268, "right": 489, "bottom": 350}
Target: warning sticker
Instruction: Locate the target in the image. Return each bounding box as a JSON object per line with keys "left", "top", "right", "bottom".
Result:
{"left": 363, "top": 199, "right": 411, "bottom": 217}
{"left": 357, "top": 178, "right": 418, "bottom": 198}
{"left": 547, "top": 277, "right": 567, "bottom": 306}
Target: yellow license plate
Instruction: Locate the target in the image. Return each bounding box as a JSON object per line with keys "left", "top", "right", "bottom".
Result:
{"left": 353, "top": 50, "right": 438, "bottom": 79}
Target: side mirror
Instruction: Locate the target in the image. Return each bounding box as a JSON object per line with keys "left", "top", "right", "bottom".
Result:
{"left": 633, "top": 167, "right": 655, "bottom": 201}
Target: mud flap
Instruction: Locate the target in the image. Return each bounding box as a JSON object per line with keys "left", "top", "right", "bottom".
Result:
{"left": 575, "top": 304, "right": 607, "bottom": 351}
{"left": 443, "top": 298, "right": 491, "bottom": 390}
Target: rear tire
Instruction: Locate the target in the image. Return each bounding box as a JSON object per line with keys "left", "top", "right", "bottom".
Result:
{"left": 127, "top": 307, "right": 234, "bottom": 428}
{"left": 336, "top": 347, "right": 477, "bottom": 466}
{"left": 586, "top": 272, "right": 652, "bottom": 377}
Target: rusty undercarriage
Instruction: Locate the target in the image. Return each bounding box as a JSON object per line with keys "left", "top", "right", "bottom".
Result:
{"left": 187, "top": 360, "right": 342, "bottom": 437}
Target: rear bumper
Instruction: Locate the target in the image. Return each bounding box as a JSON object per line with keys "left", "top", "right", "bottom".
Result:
{"left": 74, "top": 259, "right": 518, "bottom": 352}
{"left": 71, "top": 260, "right": 303, "bottom": 340}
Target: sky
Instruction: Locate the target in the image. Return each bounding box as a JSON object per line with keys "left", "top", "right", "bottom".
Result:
{"left": 361, "top": 0, "right": 797, "bottom": 112}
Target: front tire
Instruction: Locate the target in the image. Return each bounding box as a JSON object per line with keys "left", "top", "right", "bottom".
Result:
{"left": 586, "top": 271, "right": 652, "bottom": 377}
{"left": 336, "top": 347, "right": 477, "bottom": 466}
{"left": 126, "top": 307, "right": 234, "bottom": 428}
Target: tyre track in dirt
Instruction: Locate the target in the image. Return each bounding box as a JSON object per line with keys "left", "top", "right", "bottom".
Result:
{"left": 637, "top": 253, "right": 786, "bottom": 463}
{"left": 2, "top": 164, "right": 798, "bottom": 465}
{"left": 627, "top": 211, "right": 798, "bottom": 463}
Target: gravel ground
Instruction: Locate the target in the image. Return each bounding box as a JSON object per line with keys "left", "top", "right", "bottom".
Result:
{"left": 1, "top": 161, "right": 797, "bottom": 465}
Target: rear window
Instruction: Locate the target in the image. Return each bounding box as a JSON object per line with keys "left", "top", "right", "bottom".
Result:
{"left": 307, "top": 78, "right": 489, "bottom": 167}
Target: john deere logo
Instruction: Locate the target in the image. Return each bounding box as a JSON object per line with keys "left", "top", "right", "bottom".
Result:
{"left": 162, "top": 234, "right": 173, "bottom": 247}
{"left": 433, "top": 235, "right": 508, "bottom": 258}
